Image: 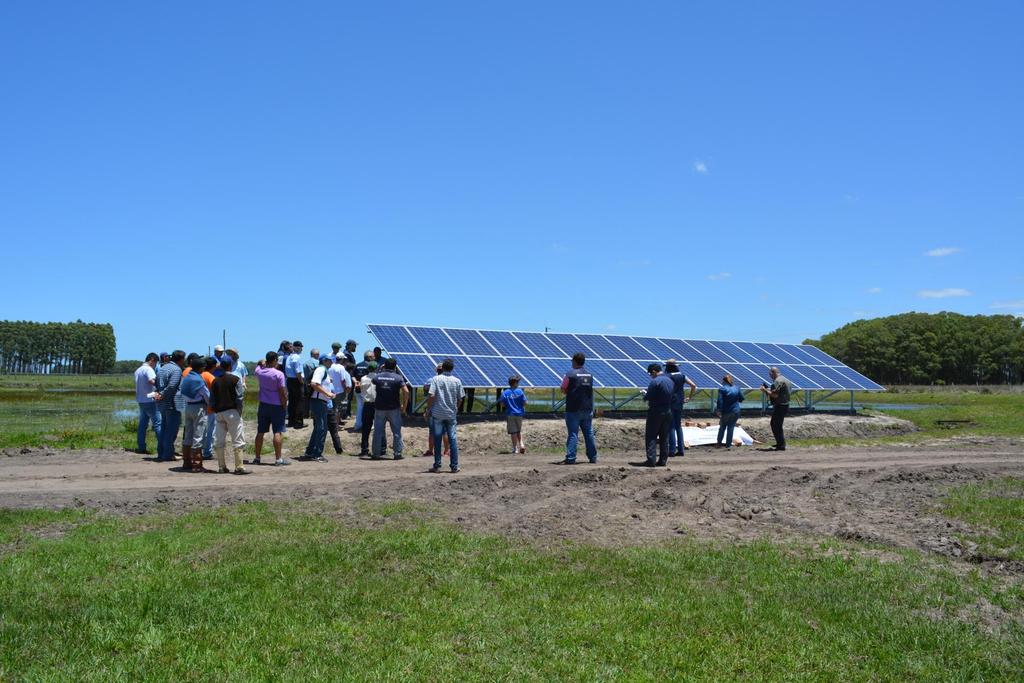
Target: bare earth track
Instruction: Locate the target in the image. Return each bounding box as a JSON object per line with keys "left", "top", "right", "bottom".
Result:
{"left": 2, "top": 415, "right": 1022, "bottom": 571}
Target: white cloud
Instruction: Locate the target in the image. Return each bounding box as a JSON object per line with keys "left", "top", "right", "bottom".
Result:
{"left": 693, "top": 160, "right": 708, "bottom": 174}
{"left": 604, "top": 324, "right": 617, "bottom": 331}
{"left": 866, "top": 287, "right": 882, "bottom": 294}
{"left": 918, "top": 288, "right": 971, "bottom": 299}
{"left": 991, "top": 300, "right": 1024, "bottom": 309}
{"left": 706, "top": 272, "right": 731, "bottom": 281}
{"left": 925, "top": 246, "right": 961, "bottom": 257}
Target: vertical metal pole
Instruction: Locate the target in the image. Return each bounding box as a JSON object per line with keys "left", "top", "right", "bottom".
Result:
{"left": 551, "top": 388, "right": 556, "bottom": 414}
{"left": 762, "top": 392, "right": 768, "bottom": 416}
{"left": 612, "top": 388, "right": 617, "bottom": 411}
{"left": 850, "top": 391, "right": 855, "bottom": 415}
{"left": 805, "top": 389, "right": 811, "bottom": 411}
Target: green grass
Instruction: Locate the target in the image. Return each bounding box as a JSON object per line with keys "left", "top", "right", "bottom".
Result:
{"left": 943, "top": 478, "right": 1024, "bottom": 562}
{"left": 1, "top": 504, "right": 1022, "bottom": 681}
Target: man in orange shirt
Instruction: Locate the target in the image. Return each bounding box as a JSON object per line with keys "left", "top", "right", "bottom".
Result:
{"left": 201, "top": 356, "right": 218, "bottom": 460}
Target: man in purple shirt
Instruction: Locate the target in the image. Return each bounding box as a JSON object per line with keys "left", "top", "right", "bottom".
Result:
{"left": 253, "top": 351, "right": 291, "bottom": 466}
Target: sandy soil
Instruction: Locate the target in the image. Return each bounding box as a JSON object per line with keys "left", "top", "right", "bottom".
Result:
{"left": 3, "top": 414, "right": 1023, "bottom": 572}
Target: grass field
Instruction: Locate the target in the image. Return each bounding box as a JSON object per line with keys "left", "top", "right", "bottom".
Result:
{"left": 1, "top": 375, "right": 1023, "bottom": 450}
{"left": 1, "top": 501, "right": 1022, "bottom": 681}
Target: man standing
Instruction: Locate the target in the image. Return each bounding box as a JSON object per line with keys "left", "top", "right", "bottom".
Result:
{"left": 371, "top": 358, "right": 409, "bottom": 460}
{"left": 178, "top": 356, "right": 211, "bottom": 473}
{"left": 210, "top": 361, "right": 248, "bottom": 474}
{"left": 302, "top": 348, "right": 321, "bottom": 421}
{"left": 427, "top": 358, "right": 465, "bottom": 473}
{"left": 285, "top": 340, "right": 306, "bottom": 428}
{"left": 352, "top": 350, "right": 374, "bottom": 431}
{"left": 254, "top": 352, "right": 291, "bottom": 466}
{"left": 302, "top": 356, "right": 336, "bottom": 462}
{"left": 642, "top": 363, "right": 675, "bottom": 467}
{"left": 760, "top": 367, "right": 793, "bottom": 451}
{"left": 665, "top": 360, "right": 697, "bottom": 457}
{"left": 325, "top": 357, "right": 351, "bottom": 454}
{"left": 134, "top": 352, "right": 162, "bottom": 455}
{"left": 212, "top": 345, "right": 226, "bottom": 377}
{"left": 328, "top": 341, "right": 342, "bottom": 362}
{"left": 200, "top": 356, "right": 218, "bottom": 460}
{"left": 154, "top": 350, "right": 186, "bottom": 462}
{"left": 559, "top": 352, "right": 598, "bottom": 464}
{"left": 342, "top": 339, "right": 358, "bottom": 418}
{"left": 499, "top": 375, "right": 527, "bottom": 454}
{"left": 357, "top": 361, "right": 378, "bottom": 456}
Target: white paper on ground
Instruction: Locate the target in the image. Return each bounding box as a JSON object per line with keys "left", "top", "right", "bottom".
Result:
{"left": 683, "top": 425, "right": 754, "bottom": 448}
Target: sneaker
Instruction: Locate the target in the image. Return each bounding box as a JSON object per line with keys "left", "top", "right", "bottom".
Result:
{"left": 275, "top": 458, "right": 291, "bottom": 466}
{"left": 428, "top": 465, "right": 442, "bottom": 473}
{"left": 556, "top": 459, "right": 576, "bottom": 465}
{"left": 251, "top": 457, "right": 262, "bottom": 465}
{"left": 234, "top": 468, "right": 250, "bottom": 475}
{"left": 296, "top": 455, "right": 315, "bottom": 461}
{"left": 218, "top": 467, "right": 230, "bottom": 474}
{"left": 314, "top": 456, "right": 328, "bottom": 463}
{"left": 450, "top": 467, "right": 460, "bottom": 473}
{"left": 393, "top": 455, "right": 404, "bottom": 460}
{"left": 421, "top": 450, "right": 433, "bottom": 457}
{"left": 588, "top": 458, "right": 599, "bottom": 464}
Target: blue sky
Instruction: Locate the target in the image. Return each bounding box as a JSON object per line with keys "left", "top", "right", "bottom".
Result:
{"left": 1, "top": 1, "right": 1021, "bottom": 360}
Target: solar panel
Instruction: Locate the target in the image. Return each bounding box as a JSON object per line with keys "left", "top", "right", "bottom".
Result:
{"left": 513, "top": 332, "right": 564, "bottom": 358}
{"left": 367, "top": 324, "right": 884, "bottom": 391}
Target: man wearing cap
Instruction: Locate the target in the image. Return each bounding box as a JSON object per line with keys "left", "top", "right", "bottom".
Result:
{"left": 285, "top": 340, "right": 306, "bottom": 429}
{"left": 559, "top": 352, "right": 598, "bottom": 464}
{"left": 665, "top": 360, "right": 697, "bottom": 457}
{"left": 371, "top": 357, "right": 409, "bottom": 460}
{"left": 760, "top": 367, "right": 793, "bottom": 451}
{"left": 301, "top": 355, "right": 336, "bottom": 462}
{"left": 642, "top": 363, "right": 675, "bottom": 467}
{"left": 212, "top": 345, "right": 226, "bottom": 377}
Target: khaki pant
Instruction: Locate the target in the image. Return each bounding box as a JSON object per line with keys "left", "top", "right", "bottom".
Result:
{"left": 214, "top": 409, "right": 245, "bottom": 471}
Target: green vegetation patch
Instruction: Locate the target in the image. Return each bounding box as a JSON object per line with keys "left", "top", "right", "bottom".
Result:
{"left": 1, "top": 504, "right": 1021, "bottom": 681}
{"left": 943, "top": 478, "right": 1024, "bottom": 562}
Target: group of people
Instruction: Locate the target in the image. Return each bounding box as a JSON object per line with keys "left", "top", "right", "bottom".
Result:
{"left": 134, "top": 340, "right": 794, "bottom": 475}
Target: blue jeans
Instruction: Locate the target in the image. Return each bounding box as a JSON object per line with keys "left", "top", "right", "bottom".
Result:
{"left": 305, "top": 398, "right": 329, "bottom": 457}
{"left": 718, "top": 411, "right": 739, "bottom": 447}
{"left": 372, "top": 408, "right": 403, "bottom": 457}
{"left": 565, "top": 410, "right": 597, "bottom": 463}
{"left": 202, "top": 412, "right": 215, "bottom": 458}
{"left": 668, "top": 403, "right": 684, "bottom": 454}
{"left": 137, "top": 402, "right": 162, "bottom": 453}
{"left": 432, "top": 417, "right": 459, "bottom": 470}
{"left": 157, "top": 408, "right": 181, "bottom": 461}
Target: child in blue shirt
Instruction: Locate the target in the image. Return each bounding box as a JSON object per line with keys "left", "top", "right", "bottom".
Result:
{"left": 499, "top": 375, "right": 527, "bottom": 454}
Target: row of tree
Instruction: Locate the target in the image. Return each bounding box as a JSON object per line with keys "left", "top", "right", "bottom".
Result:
{"left": 806, "top": 312, "right": 1024, "bottom": 385}
{"left": 0, "top": 321, "right": 117, "bottom": 374}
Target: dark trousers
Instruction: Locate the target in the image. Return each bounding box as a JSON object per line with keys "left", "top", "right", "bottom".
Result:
{"left": 770, "top": 404, "right": 788, "bottom": 450}
{"left": 360, "top": 403, "right": 376, "bottom": 453}
{"left": 343, "top": 391, "right": 354, "bottom": 419}
{"left": 305, "top": 398, "right": 329, "bottom": 457}
{"left": 287, "top": 378, "right": 305, "bottom": 426}
{"left": 303, "top": 383, "right": 313, "bottom": 419}
{"left": 326, "top": 404, "right": 344, "bottom": 453}
{"left": 645, "top": 409, "right": 672, "bottom": 465}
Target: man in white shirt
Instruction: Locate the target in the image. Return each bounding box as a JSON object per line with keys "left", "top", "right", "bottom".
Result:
{"left": 325, "top": 358, "right": 351, "bottom": 454}
{"left": 302, "top": 356, "right": 336, "bottom": 462}
{"left": 134, "top": 353, "right": 161, "bottom": 455}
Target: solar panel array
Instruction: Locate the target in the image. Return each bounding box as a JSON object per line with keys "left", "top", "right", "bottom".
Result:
{"left": 367, "top": 324, "right": 885, "bottom": 391}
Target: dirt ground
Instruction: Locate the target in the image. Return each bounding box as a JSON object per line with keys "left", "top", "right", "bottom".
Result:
{"left": 2, "top": 414, "right": 1023, "bottom": 572}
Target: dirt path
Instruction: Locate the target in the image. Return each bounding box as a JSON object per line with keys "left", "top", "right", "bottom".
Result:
{"left": 2, "top": 422, "right": 1022, "bottom": 569}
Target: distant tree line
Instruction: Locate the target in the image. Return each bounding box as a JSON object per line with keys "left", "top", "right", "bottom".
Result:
{"left": 0, "top": 320, "right": 116, "bottom": 374}
{"left": 805, "top": 312, "right": 1024, "bottom": 385}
